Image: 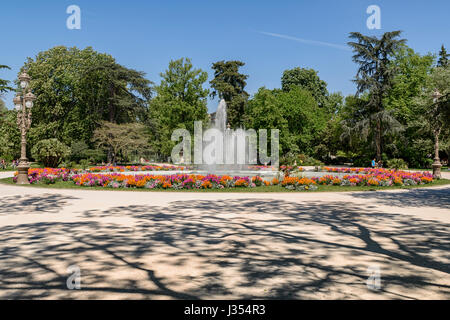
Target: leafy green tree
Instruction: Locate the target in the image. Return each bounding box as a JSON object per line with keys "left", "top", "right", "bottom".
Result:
{"left": 414, "top": 66, "right": 450, "bottom": 167}
{"left": 346, "top": 31, "right": 406, "bottom": 161}
{"left": 82, "top": 59, "right": 152, "bottom": 124}
{"left": 149, "top": 58, "right": 209, "bottom": 158}
{"left": 93, "top": 121, "right": 150, "bottom": 164}
{"left": 245, "top": 88, "right": 291, "bottom": 155}
{"left": 210, "top": 60, "right": 249, "bottom": 128}
{"left": 21, "top": 46, "right": 152, "bottom": 150}
{"left": 31, "top": 138, "right": 71, "bottom": 168}
{"left": 245, "top": 87, "right": 326, "bottom": 157}
{"left": 437, "top": 45, "right": 449, "bottom": 67}
{"left": 0, "top": 109, "right": 20, "bottom": 160}
{"left": 385, "top": 45, "right": 435, "bottom": 123}
{"left": 0, "top": 65, "right": 13, "bottom": 95}
{"left": 0, "top": 99, "right": 6, "bottom": 114}
{"left": 281, "top": 67, "right": 328, "bottom": 106}
{"left": 383, "top": 45, "right": 435, "bottom": 167}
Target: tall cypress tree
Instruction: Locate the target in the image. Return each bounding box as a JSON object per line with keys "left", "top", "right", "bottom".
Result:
{"left": 210, "top": 60, "right": 249, "bottom": 128}
{"left": 437, "top": 45, "right": 449, "bottom": 67}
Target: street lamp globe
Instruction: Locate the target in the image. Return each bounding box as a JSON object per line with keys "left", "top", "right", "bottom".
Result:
{"left": 13, "top": 96, "right": 22, "bottom": 111}
{"left": 24, "top": 92, "right": 36, "bottom": 108}
{"left": 18, "top": 72, "right": 31, "bottom": 89}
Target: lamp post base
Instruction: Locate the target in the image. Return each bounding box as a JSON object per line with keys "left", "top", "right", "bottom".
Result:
{"left": 16, "top": 162, "right": 30, "bottom": 184}
{"left": 432, "top": 160, "right": 442, "bottom": 179}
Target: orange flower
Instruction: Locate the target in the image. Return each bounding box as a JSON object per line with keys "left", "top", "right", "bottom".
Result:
{"left": 332, "top": 178, "right": 341, "bottom": 185}
{"left": 135, "top": 180, "right": 146, "bottom": 188}
{"left": 201, "top": 181, "right": 212, "bottom": 189}
{"left": 235, "top": 179, "right": 249, "bottom": 187}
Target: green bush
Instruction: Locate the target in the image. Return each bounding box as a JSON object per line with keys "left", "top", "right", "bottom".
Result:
{"left": 353, "top": 156, "right": 372, "bottom": 168}
{"left": 83, "top": 149, "right": 106, "bottom": 164}
{"left": 69, "top": 141, "right": 89, "bottom": 162}
{"left": 69, "top": 141, "right": 106, "bottom": 164}
{"left": 79, "top": 159, "right": 90, "bottom": 169}
{"left": 31, "top": 139, "right": 70, "bottom": 168}
{"left": 386, "top": 158, "right": 409, "bottom": 170}
{"left": 59, "top": 161, "right": 77, "bottom": 169}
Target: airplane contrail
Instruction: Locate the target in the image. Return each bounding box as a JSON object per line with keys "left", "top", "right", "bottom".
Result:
{"left": 258, "top": 31, "right": 351, "bottom": 51}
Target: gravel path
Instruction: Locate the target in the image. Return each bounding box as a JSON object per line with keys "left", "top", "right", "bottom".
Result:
{"left": 0, "top": 171, "right": 449, "bottom": 299}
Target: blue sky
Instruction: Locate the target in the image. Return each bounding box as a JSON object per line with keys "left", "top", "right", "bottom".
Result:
{"left": 1, "top": 0, "right": 449, "bottom": 111}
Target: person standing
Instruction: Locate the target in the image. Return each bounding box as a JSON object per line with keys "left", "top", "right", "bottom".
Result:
{"left": 371, "top": 158, "right": 376, "bottom": 168}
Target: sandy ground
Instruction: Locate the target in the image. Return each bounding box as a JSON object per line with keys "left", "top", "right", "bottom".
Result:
{"left": 0, "top": 171, "right": 449, "bottom": 300}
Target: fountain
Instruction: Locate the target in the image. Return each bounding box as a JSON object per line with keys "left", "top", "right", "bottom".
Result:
{"left": 195, "top": 99, "right": 277, "bottom": 178}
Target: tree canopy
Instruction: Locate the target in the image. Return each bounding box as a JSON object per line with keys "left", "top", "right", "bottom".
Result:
{"left": 0, "top": 38, "right": 448, "bottom": 168}
{"left": 345, "top": 31, "right": 406, "bottom": 161}
{"left": 21, "top": 46, "right": 152, "bottom": 149}
{"left": 245, "top": 87, "right": 327, "bottom": 156}
{"left": 210, "top": 60, "right": 249, "bottom": 128}
{"left": 149, "top": 58, "right": 209, "bottom": 158}
{"left": 281, "top": 67, "right": 329, "bottom": 107}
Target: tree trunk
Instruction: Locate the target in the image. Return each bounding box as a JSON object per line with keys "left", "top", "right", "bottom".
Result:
{"left": 375, "top": 119, "right": 382, "bottom": 161}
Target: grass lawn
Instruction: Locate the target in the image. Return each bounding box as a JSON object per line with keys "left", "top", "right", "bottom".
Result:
{"left": 1, "top": 177, "right": 449, "bottom": 193}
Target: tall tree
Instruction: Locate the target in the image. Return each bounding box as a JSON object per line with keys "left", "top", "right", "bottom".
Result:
{"left": 82, "top": 60, "right": 152, "bottom": 124}
{"left": 281, "top": 67, "right": 328, "bottom": 107}
{"left": 0, "top": 65, "right": 13, "bottom": 95}
{"left": 346, "top": 31, "right": 406, "bottom": 161}
{"left": 21, "top": 46, "right": 152, "bottom": 149}
{"left": 414, "top": 66, "right": 450, "bottom": 170}
{"left": 149, "top": 58, "right": 209, "bottom": 158}
{"left": 437, "top": 45, "right": 449, "bottom": 67}
{"left": 0, "top": 109, "right": 20, "bottom": 160}
{"left": 245, "top": 87, "right": 326, "bottom": 156}
{"left": 210, "top": 60, "right": 249, "bottom": 128}
{"left": 384, "top": 45, "right": 435, "bottom": 167}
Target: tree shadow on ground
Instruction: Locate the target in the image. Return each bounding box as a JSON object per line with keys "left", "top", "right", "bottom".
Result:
{"left": 350, "top": 187, "right": 450, "bottom": 209}
{"left": 0, "top": 193, "right": 79, "bottom": 215}
{"left": 0, "top": 196, "right": 449, "bottom": 299}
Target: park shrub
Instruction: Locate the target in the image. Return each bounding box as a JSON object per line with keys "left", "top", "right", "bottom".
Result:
{"left": 386, "top": 158, "right": 409, "bottom": 170}
{"left": 31, "top": 138, "right": 70, "bottom": 168}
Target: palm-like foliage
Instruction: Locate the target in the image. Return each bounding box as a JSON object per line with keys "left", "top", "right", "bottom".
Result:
{"left": 343, "top": 31, "right": 406, "bottom": 160}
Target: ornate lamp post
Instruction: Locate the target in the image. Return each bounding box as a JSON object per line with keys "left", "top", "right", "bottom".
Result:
{"left": 13, "top": 72, "right": 36, "bottom": 184}
{"left": 431, "top": 89, "right": 442, "bottom": 179}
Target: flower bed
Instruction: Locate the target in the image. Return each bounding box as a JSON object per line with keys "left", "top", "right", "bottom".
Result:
{"left": 316, "top": 168, "right": 433, "bottom": 187}
{"left": 14, "top": 167, "right": 434, "bottom": 190}
{"left": 71, "top": 173, "right": 262, "bottom": 189}
{"left": 13, "top": 168, "right": 78, "bottom": 184}
{"left": 87, "top": 165, "right": 187, "bottom": 172}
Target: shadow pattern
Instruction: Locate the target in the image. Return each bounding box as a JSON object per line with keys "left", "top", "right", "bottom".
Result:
{"left": 0, "top": 195, "right": 449, "bottom": 299}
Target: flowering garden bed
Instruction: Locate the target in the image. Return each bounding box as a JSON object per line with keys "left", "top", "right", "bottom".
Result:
{"left": 87, "top": 165, "right": 187, "bottom": 172}
{"left": 8, "top": 167, "right": 439, "bottom": 191}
